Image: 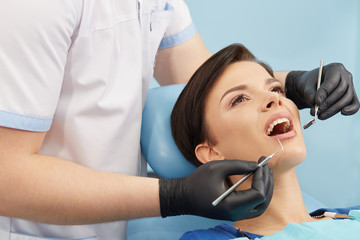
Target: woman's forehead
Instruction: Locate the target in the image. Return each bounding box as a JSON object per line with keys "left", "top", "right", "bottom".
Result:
{"left": 209, "top": 61, "right": 274, "bottom": 98}
{"left": 220, "top": 61, "right": 271, "bottom": 84}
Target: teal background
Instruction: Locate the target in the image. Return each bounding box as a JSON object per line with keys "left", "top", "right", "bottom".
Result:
{"left": 151, "top": 0, "right": 360, "bottom": 208}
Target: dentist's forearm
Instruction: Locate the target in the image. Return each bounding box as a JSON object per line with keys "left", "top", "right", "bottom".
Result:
{"left": 0, "top": 152, "right": 160, "bottom": 225}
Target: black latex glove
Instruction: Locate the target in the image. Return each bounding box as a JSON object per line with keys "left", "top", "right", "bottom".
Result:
{"left": 285, "top": 63, "right": 359, "bottom": 120}
{"left": 159, "top": 157, "right": 273, "bottom": 221}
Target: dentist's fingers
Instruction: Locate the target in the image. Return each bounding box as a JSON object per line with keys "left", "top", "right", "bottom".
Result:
{"left": 249, "top": 163, "right": 273, "bottom": 218}
{"left": 315, "top": 63, "right": 359, "bottom": 119}
{"left": 223, "top": 157, "right": 273, "bottom": 220}
{"left": 342, "top": 92, "right": 360, "bottom": 116}
{"left": 234, "top": 157, "right": 273, "bottom": 219}
{"left": 159, "top": 158, "right": 273, "bottom": 221}
{"left": 318, "top": 85, "right": 353, "bottom": 120}
{"left": 286, "top": 62, "right": 359, "bottom": 119}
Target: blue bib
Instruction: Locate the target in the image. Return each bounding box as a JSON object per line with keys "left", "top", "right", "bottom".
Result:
{"left": 234, "top": 210, "right": 360, "bottom": 240}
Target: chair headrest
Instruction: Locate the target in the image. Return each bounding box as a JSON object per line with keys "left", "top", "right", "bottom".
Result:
{"left": 141, "top": 84, "right": 196, "bottom": 179}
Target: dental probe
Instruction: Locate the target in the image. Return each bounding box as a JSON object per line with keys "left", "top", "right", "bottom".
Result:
{"left": 303, "top": 60, "right": 324, "bottom": 129}
{"left": 212, "top": 139, "right": 283, "bottom": 207}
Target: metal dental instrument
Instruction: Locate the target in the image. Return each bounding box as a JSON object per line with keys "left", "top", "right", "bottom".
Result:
{"left": 212, "top": 139, "right": 284, "bottom": 207}
{"left": 303, "top": 60, "right": 324, "bottom": 129}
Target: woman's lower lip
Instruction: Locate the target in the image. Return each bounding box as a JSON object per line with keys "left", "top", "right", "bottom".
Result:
{"left": 268, "top": 129, "right": 297, "bottom": 140}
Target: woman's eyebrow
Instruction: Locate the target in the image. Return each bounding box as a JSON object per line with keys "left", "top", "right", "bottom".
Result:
{"left": 220, "top": 84, "right": 247, "bottom": 102}
{"left": 266, "top": 78, "right": 282, "bottom": 85}
{"left": 220, "top": 78, "right": 282, "bottom": 103}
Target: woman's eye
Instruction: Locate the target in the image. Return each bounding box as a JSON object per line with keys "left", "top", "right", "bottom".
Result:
{"left": 231, "top": 95, "right": 247, "bottom": 107}
{"left": 271, "top": 86, "right": 285, "bottom": 95}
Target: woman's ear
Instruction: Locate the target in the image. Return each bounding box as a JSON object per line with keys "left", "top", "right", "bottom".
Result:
{"left": 195, "top": 142, "right": 225, "bottom": 164}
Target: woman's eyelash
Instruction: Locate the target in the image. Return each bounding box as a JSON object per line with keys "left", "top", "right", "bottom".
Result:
{"left": 230, "top": 86, "right": 284, "bottom": 107}
{"left": 230, "top": 94, "right": 248, "bottom": 107}
{"left": 271, "top": 86, "right": 285, "bottom": 95}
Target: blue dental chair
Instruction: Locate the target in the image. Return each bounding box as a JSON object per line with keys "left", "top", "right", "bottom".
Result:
{"left": 127, "top": 84, "right": 326, "bottom": 240}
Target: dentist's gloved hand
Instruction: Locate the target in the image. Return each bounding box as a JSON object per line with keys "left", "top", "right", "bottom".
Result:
{"left": 159, "top": 158, "right": 273, "bottom": 221}
{"left": 285, "top": 63, "right": 359, "bottom": 120}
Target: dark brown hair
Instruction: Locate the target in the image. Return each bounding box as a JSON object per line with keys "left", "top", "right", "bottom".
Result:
{"left": 171, "top": 43, "right": 274, "bottom": 166}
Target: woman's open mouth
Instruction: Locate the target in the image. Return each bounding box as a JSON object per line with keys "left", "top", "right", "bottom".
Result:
{"left": 265, "top": 113, "right": 296, "bottom": 140}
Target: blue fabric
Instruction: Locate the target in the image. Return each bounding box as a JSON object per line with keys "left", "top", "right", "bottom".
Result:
{"left": 159, "top": 23, "right": 197, "bottom": 49}
{"left": 179, "top": 206, "right": 360, "bottom": 240}
{"left": 252, "top": 209, "right": 360, "bottom": 240}
{"left": 0, "top": 109, "right": 52, "bottom": 132}
{"left": 179, "top": 224, "right": 245, "bottom": 240}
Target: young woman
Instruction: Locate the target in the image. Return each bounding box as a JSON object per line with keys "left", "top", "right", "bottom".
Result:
{"left": 171, "top": 44, "right": 360, "bottom": 239}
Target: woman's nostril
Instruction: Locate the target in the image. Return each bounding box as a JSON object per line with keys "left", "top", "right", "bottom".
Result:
{"left": 266, "top": 102, "right": 273, "bottom": 108}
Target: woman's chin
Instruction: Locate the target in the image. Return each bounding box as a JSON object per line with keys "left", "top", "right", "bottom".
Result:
{"left": 269, "top": 147, "right": 306, "bottom": 172}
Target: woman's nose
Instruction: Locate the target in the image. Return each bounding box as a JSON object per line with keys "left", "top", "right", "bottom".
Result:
{"left": 261, "top": 93, "right": 283, "bottom": 111}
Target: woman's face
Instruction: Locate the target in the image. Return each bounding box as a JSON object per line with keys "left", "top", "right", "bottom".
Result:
{"left": 198, "top": 61, "right": 306, "bottom": 173}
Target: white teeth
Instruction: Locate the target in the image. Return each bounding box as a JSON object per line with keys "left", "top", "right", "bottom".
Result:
{"left": 266, "top": 118, "right": 290, "bottom": 135}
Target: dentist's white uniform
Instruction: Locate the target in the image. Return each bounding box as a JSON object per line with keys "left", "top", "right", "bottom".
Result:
{"left": 0, "top": 0, "right": 196, "bottom": 239}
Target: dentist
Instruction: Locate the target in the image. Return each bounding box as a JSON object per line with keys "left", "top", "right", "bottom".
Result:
{"left": 0, "top": 0, "right": 358, "bottom": 240}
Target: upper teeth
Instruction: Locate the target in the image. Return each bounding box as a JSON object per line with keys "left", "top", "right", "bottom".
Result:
{"left": 266, "top": 118, "right": 290, "bottom": 135}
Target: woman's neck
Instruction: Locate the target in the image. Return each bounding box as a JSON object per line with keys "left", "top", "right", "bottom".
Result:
{"left": 233, "top": 169, "right": 314, "bottom": 236}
